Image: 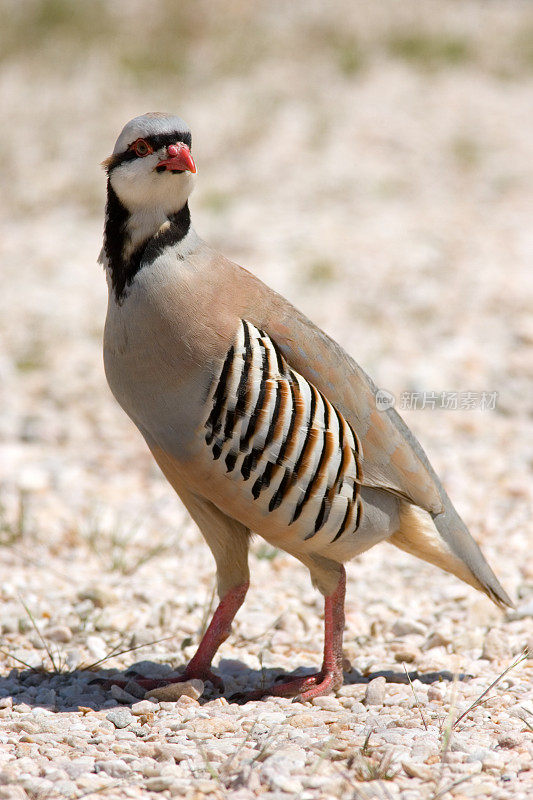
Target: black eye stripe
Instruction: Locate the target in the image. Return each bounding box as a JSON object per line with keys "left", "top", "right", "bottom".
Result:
{"left": 142, "top": 131, "right": 192, "bottom": 151}
{"left": 106, "top": 130, "right": 192, "bottom": 171}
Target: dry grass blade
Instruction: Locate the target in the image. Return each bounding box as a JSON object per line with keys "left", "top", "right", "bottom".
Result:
{"left": 361, "top": 730, "right": 372, "bottom": 755}
{"left": 72, "top": 778, "right": 129, "bottom": 799}
{"left": 402, "top": 662, "right": 428, "bottom": 730}
{"left": 433, "top": 772, "right": 479, "bottom": 799}
{"left": 345, "top": 735, "right": 398, "bottom": 784}
{"left": 18, "top": 595, "right": 59, "bottom": 672}
{"left": 354, "top": 749, "right": 398, "bottom": 782}
{"left": 432, "top": 672, "right": 459, "bottom": 800}
{"left": 0, "top": 492, "right": 26, "bottom": 546}
{"left": 0, "top": 646, "right": 39, "bottom": 671}
{"left": 82, "top": 633, "right": 179, "bottom": 671}
{"left": 7, "top": 546, "right": 73, "bottom": 582}
{"left": 520, "top": 707, "right": 533, "bottom": 732}
{"left": 309, "top": 737, "right": 335, "bottom": 774}
{"left": 253, "top": 726, "right": 283, "bottom": 763}
{"left": 217, "top": 721, "right": 258, "bottom": 782}
{"left": 232, "top": 615, "right": 282, "bottom": 647}
{"left": 197, "top": 742, "right": 220, "bottom": 781}
{"left": 453, "top": 650, "right": 528, "bottom": 729}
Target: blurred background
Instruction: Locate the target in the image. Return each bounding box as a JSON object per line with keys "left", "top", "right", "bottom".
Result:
{"left": 0, "top": 0, "right": 531, "bottom": 673}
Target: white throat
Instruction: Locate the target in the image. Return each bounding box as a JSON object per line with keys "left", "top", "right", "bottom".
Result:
{"left": 110, "top": 160, "right": 195, "bottom": 260}
{"left": 123, "top": 207, "right": 168, "bottom": 260}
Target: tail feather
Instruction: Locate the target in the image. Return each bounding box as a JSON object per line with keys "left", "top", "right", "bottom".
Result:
{"left": 389, "top": 500, "right": 513, "bottom": 609}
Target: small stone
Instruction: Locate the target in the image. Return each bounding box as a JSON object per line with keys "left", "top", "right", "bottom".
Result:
{"left": 110, "top": 684, "right": 138, "bottom": 704}
{"left": 64, "top": 649, "right": 82, "bottom": 670}
{"left": 393, "top": 647, "right": 419, "bottom": 663}
{"left": 403, "top": 761, "right": 433, "bottom": 780}
{"left": 257, "top": 711, "right": 286, "bottom": 725}
{"left": 0, "top": 785, "right": 27, "bottom": 800}
{"left": 12, "top": 720, "right": 39, "bottom": 734}
{"left": 311, "top": 696, "right": 342, "bottom": 710}
{"left": 0, "top": 697, "right": 13, "bottom": 709}
{"left": 62, "top": 758, "right": 95, "bottom": 779}
{"left": 152, "top": 743, "right": 191, "bottom": 762}
{"left": 78, "top": 586, "right": 117, "bottom": 608}
{"left": 34, "top": 688, "right": 56, "bottom": 706}
{"left": 466, "top": 747, "right": 491, "bottom": 763}
{"left": 13, "top": 703, "right": 33, "bottom": 714}
{"left": 188, "top": 717, "right": 237, "bottom": 735}
{"left": 105, "top": 709, "right": 134, "bottom": 729}
{"left": 364, "top": 677, "right": 386, "bottom": 706}
{"left": 341, "top": 699, "right": 366, "bottom": 714}
{"left": 18, "top": 467, "right": 48, "bottom": 491}
{"left": 144, "top": 679, "right": 203, "bottom": 702}
{"left": 176, "top": 694, "right": 198, "bottom": 707}
{"left": 86, "top": 635, "right": 107, "bottom": 661}
{"left": 43, "top": 625, "right": 72, "bottom": 643}
{"left": 288, "top": 713, "right": 316, "bottom": 728}
{"left": 94, "top": 759, "right": 130, "bottom": 779}
{"left": 261, "top": 749, "right": 306, "bottom": 793}
{"left": 427, "top": 686, "right": 443, "bottom": 701}
{"left": 481, "top": 628, "right": 508, "bottom": 661}
{"left": 509, "top": 705, "right": 530, "bottom": 721}
{"left": 337, "top": 684, "right": 365, "bottom": 699}
{"left": 145, "top": 776, "right": 177, "bottom": 792}
{"left": 126, "top": 661, "right": 176, "bottom": 679}
{"left": 123, "top": 679, "right": 147, "bottom": 699}
{"left": 392, "top": 618, "right": 427, "bottom": 637}
{"left": 131, "top": 699, "right": 158, "bottom": 716}
{"left": 204, "top": 696, "right": 229, "bottom": 708}
{"left": 422, "top": 629, "right": 453, "bottom": 651}
{"left": 498, "top": 732, "right": 522, "bottom": 749}
{"left": 131, "top": 629, "right": 160, "bottom": 648}
{"left": 507, "top": 599, "right": 533, "bottom": 620}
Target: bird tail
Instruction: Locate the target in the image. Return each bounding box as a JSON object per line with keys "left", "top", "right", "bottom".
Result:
{"left": 389, "top": 500, "right": 513, "bottom": 609}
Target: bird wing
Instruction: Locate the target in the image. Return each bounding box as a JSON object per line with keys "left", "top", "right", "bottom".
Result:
{"left": 246, "top": 284, "right": 445, "bottom": 516}
{"left": 240, "top": 282, "right": 511, "bottom": 608}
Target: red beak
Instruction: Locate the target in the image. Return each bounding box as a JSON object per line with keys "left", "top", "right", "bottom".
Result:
{"left": 156, "top": 143, "right": 197, "bottom": 174}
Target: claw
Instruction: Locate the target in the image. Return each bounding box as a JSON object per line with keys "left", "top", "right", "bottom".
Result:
{"left": 200, "top": 671, "right": 224, "bottom": 693}
{"left": 235, "top": 667, "right": 343, "bottom": 703}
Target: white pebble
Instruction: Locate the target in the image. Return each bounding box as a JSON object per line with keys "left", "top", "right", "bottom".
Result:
{"left": 145, "top": 679, "right": 204, "bottom": 702}
{"left": 364, "top": 677, "right": 386, "bottom": 706}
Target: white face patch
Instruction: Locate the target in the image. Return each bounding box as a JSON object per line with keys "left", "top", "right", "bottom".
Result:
{"left": 109, "top": 146, "right": 196, "bottom": 258}
{"left": 111, "top": 150, "right": 195, "bottom": 215}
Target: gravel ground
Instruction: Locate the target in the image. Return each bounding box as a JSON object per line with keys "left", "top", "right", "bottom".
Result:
{"left": 0, "top": 2, "right": 532, "bottom": 798}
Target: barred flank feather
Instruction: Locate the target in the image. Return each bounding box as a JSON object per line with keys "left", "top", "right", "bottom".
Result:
{"left": 204, "top": 320, "right": 363, "bottom": 546}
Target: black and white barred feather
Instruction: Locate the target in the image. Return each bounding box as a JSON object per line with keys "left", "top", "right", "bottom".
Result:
{"left": 204, "top": 320, "right": 363, "bottom": 544}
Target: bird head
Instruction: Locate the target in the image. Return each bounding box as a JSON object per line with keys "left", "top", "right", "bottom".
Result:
{"left": 103, "top": 112, "right": 197, "bottom": 215}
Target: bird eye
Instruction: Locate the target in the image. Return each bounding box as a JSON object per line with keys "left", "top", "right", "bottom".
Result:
{"left": 130, "top": 138, "right": 152, "bottom": 157}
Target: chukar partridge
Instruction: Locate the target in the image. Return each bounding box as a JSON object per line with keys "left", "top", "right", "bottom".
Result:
{"left": 100, "top": 113, "right": 512, "bottom": 701}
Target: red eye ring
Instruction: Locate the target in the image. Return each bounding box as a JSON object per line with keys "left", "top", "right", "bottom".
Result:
{"left": 130, "top": 138, "right": 153, "bottom": 157}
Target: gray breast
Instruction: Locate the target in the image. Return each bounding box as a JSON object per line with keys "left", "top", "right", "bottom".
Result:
{"left": 103, "top": 287, "right": 210, "bottom": 458}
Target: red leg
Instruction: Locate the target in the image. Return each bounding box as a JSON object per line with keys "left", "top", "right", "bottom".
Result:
{"left": 103, "top": 581, "right": 249, "bottom": 694}
{"left": 180, "top": 580, "right": 249, "bottom": 690}
{"left": 245, "top": 567, "right": 346, "bottom": 701}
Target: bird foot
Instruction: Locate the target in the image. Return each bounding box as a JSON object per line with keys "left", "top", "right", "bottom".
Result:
{"left": 94, "top": 668, "right": 224, "bottom": 695}
{"left": 234, "top": 667, "right": 343, "bottom": 703}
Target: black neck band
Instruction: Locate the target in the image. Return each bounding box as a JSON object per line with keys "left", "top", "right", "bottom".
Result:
{"left": 103, "top": 181, "right": 191, "bottom": 303}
